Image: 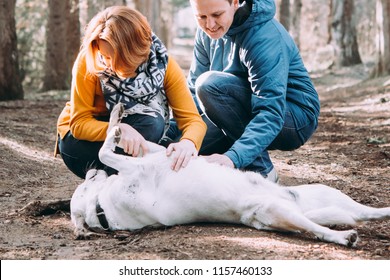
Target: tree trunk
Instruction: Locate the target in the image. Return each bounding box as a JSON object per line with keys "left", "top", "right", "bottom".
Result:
{"left": 43, "top": 0, "right": 68, "bottom": 91}
{"left": 43, "top": 0, "right": 81, "bottom": 91}
{"left": 86, "top": 0, "right": 101, "bottom": 24}
{"left": 67, "top": 0, "right": 81, "bottom": 78}
{"left": 80, "top": 0, "right": 126, "bottom": 34}
{"left": 134, "top": 0, "right": 170, "bottom": 46}
{"left": 291, "top": 0, "right": 302, "bottom": 49}
{"left": 0, "top": 0, "right": 24, "bottom": 101}
{"left": 329, "top": 0, "right": 362, "bottom": 67}
{"left": 279, "top": 0, "right": 290, "bottom": 31}
{"left": 104, "top": 0, "right": 127, "bottom": 6}
{"left": 372, "top": 0, "right": 390, "bottom": 77}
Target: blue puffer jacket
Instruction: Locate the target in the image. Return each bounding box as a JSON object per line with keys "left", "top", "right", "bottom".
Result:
{"left": 188, "top": 0, "right": 320, "bottom": 168}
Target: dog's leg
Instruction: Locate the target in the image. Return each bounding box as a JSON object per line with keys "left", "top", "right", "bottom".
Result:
{"left": 99, "top": 126, "right": 166, "bottom": 174}
{"left": 107, "top": 103, "right": 124, "bottom": 133}
{"left": 242, "top": 199, "right": 358, "bottom": 247}
{"left": 99, "top": 103, "right": 166, "bottom": 173}
{"left": 304, "top": 207, "right": 357, "bottom": 225}
{"left": 292, "top": 184, "right": 390, "bottom": 226}
{"left": 304, "top": 206, "right": 390, "bottom": 226}
{"left": 99, "top": 127, "right": 135, "bottom": 173}
{"left": 72, "top": 211, "right": 97, "bottom": 239}
{"left": 356, "top": 206, "right": 390, "bottom": 221}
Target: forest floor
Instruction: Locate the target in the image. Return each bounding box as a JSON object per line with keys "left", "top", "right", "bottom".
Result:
{"left": 1, "top": 64, "right": 390, "bottom": 260}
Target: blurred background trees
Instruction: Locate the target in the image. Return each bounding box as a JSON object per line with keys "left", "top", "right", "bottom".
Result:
{"left": 372, "top": 0, "right": 390, "bottom": 77}
{"left": 1, "top": 0, "right": 389, "bottom": 101}
{"left": 329, "top": 0, "right": 362, "bottom": 67}
{"left": 42, "top": 0, "right": 80, "bottom": 91}
{"left": 0, "top": 0, "right": 24, "bottom": 101}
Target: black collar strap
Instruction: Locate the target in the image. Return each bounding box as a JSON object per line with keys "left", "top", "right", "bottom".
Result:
{"left": 96, "top": 201, "right": 110, "bottom": 230}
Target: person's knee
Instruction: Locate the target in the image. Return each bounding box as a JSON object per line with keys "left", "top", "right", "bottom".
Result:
{"left": 121, "top": 114, "right": 165, "bottom": 143}
{"left": 195, "top": 71, "right": 223, "bottom": 102}
{"left": 144, "top": 115, "right": 165, "bottom": 142}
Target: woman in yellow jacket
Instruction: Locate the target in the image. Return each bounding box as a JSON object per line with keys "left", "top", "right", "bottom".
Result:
{"left": 56, "top": 6, "right": 206, "bottom": 179}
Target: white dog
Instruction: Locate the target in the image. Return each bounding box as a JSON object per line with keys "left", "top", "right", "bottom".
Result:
{"left": 70, "top": 104, "right": 390, "bottom": 247}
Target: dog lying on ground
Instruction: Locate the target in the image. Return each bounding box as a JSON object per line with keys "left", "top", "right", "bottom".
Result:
{"left": 70, "top": 104, "right": 390, "bottom": 247}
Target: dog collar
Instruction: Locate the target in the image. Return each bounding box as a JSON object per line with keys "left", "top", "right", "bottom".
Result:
{"left": 96, "top": 201, "right": 110, "bottom": 230}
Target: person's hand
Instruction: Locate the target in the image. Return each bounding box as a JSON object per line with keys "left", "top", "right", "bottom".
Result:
{"left": 117, "top": 123, "right": 149, "bottom": 157}
{"left": 202, "top": 154, "right": 234, "bottom": 168}
{"left": 166, "top": 139, "right": 197, "bottom": 171}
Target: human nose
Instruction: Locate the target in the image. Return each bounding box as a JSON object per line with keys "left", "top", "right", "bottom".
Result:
{"left": 206, "top": 17, "right": 216, "bottom": 30}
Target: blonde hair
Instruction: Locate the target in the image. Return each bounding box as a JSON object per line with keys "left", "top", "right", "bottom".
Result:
{"left": 82, "top": 6, "right": 152, "bottom": 77}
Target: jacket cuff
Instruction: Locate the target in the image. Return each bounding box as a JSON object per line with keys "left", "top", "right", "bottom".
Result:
{"left": 224, "top": 150, "right": 241, "bottom": 169}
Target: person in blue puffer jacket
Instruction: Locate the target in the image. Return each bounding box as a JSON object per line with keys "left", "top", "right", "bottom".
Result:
{"left": 167, "top": 0, "right": 320, "bottom": 183}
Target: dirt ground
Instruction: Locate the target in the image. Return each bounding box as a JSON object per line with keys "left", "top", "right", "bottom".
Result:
{"left": 0, "top": 64, "right": 390, "bottom": 260}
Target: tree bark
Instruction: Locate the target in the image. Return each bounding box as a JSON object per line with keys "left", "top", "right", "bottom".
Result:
{"left": 372, "top": 0, "right": 390, "bottom": 77}
{"left": 291, "top": 0, "right": 302, "bottom": 49}
{"left": 80, "top": 0, "right": 127, "bottom": 35}
{"left": 42, "top": 0, "right": 80, "bottom": 91}
{"left": 67, "top": 0, "right": 81, "bottom": 78}
{"left": 0, "top": 0, "right": 24, "bottom": 101}
{"left": 279, "top": 0, "right": 290, "bottom": 31}
{"left": 42, "top": 0, "right": 68, "bottom": 91}
{"left": 134, "top": 0, "right": 170, "bottom": 46}
{"left": 329, "top": 0, "right": 362, "bottom": 67}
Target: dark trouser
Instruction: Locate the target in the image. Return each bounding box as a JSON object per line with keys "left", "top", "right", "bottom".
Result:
{"left": 168, "top": 71, "right": 318, "bottom": 176}
{"left": 164, "top": 115, "right": 231, "bottom": 156}
{"left": 58, "top": 113, "right": 165, "bottom": 179}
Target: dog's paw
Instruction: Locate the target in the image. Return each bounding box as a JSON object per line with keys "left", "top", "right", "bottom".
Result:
{"left": 108, "top": 103, "right": 125, "bottom": 132}
{"left": 114, "top": 126, "right": 121, "bottom": 144}
{"left": 345, "top": 230, "right": 359, "bottom": 247}
{"left": 119, "top": 103, "right": 124, "bottom": 117}
{"left": 74, "top": 228, "right": 99, "bottom": 240}
{"left": 113, "top": 103, "right": 125, "bottom": 122}
{"left": 74, "top": 225, "right": 111, "bottom": 240}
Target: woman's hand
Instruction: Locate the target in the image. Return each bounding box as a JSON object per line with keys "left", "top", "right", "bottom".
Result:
{"left": 117, "top": 123, "right": 149, "bottom": 157}
{"left": 202, "top": 154, "right": 235, "bottom": 168}
{"left": 166, "top": 139, "right": 197, "bottom": 171}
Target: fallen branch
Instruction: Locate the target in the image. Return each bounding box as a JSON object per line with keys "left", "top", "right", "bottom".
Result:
{"left": 18, "top": 199, "right": 71, "bottom": 216}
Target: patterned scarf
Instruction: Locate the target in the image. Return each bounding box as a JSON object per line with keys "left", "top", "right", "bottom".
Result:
{"left": 97, "top": 34, "right": 169, "bottom": 135}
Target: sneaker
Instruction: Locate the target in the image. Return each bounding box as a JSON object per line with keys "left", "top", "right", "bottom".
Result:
{"left": 265, "top": 168, "right": 279, "bottom": 183}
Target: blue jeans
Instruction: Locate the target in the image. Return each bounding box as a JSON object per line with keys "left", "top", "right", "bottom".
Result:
{"left": 58, "top": 113, "right": 165, "bottom": 179}
{"left": 168, "top": 71, "right": 317, "bottom": 176}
